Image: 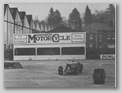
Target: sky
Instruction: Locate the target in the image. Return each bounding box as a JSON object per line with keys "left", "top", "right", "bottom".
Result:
{"left": 9, "top": 3, "right": 109, "bottom": 21}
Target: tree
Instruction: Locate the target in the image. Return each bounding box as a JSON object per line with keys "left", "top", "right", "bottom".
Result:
{"left": 107, "top": 4, "right": 115, "bottom": 17}
{"left": 106, "top": 4, "right": 115, "bottom": 27}
{"left": 53, "top": 10, "right": 62, "bottom": 27}
{"left": 68, "top": 8, "right": 82, "bottom": 31}
{"left": 92, "top": 4, "right": 115, "bottom": 27}
{"left": 49, "top": 7, "right": 55, "bottom": 18}
{"left": 84, "top": 5, "right": 92, "bottom": 26}
{"left": 47, "top": 7, "right": 55, "bottom": 26}
{"left": 47, "top": 8, "right": 62, "bottom": 28}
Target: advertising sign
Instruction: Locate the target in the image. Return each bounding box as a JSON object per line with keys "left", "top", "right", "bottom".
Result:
{"left": 14, "top": 32, "right": 85, "bottom": 44}
{"left": 72, "top": 33, "right": 85, "bottom": 42}
{"left": 100, "top": 54, "right": 115, "bottom": 59}
{"left": 14, "top": 35, "right": 26, "bottom": 44}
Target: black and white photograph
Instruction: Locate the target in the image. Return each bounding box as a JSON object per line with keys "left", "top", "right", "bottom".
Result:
{"left": 4, "top": 3, "right": 116, "bottom": 88}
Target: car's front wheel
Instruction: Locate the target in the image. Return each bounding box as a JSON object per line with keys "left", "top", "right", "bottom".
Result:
{"left": 58, "top": 66, "right": 63, "bottom": 75}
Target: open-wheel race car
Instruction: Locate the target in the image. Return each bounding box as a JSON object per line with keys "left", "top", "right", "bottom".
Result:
{"left": 58, "top": 60, "right": 83, "bottom": 75}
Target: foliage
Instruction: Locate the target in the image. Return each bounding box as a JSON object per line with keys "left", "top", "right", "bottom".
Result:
{"left": 47, "top": 8, "right": 62, "bottom": 28}
{"left": 92, "top": 4, "right": 115, "bottom": 27}
{"left": 35, "top": 4, "right": 115, "bottom": 30}
{"left": 84, "top": 5, "right": 92, "bottom": 26}
{"left": 68, "top": 8, "right": 82, "bottom": 31}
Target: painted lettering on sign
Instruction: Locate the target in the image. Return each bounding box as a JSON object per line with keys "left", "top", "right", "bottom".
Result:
{"left": 28, "top": 34, "right": 52, "bottom": 43}
{"left": 27, "top": 33, "right": 71, "bottom": 43}
{"left": 14, "top": 35, "right": 26, "bottom": 43}
{"left": 72, "top": 33, "right": 85, "bottom": 42}
{"left": 100, "top": 54, "right": 115, "bottom": 59}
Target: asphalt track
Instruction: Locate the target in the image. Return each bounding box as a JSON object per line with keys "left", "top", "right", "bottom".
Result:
{"left": 4, "top": 60, "right": 115, "bottom": 88}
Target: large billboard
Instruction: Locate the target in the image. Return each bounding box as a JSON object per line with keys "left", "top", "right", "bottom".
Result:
{"left": 14, "top": 32, "right": 86, "bottom": 44}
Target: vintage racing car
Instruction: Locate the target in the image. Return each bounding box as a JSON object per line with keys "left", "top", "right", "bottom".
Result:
{"left": 58, "top": 60, "right": 83, "bottom": 75}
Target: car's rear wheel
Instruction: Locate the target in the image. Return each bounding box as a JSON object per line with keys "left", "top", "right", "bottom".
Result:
{"left": 58, "top": 66, "right": 63, "bottom": 75}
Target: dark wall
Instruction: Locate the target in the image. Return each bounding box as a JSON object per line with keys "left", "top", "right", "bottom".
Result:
{"left": 86, "top": 30, "right": 115, "bottom": 59}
